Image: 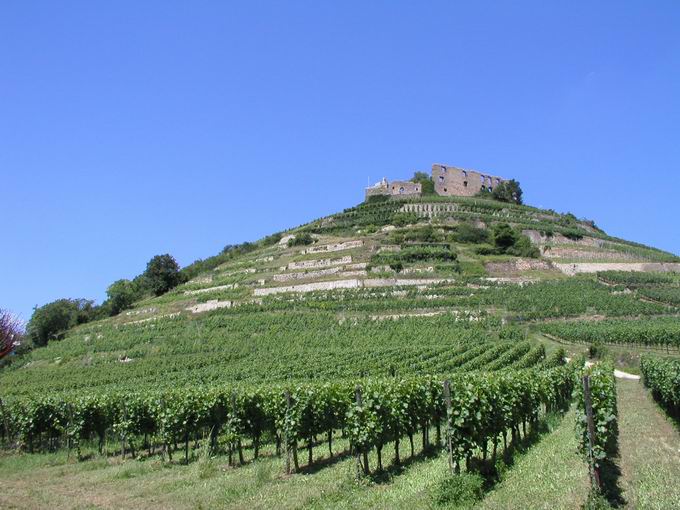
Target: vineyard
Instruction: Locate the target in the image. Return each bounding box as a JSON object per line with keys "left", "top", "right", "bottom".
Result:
{"left": 0, "top": 366, "right": 574, "bottom": 474}
{"left": 641, "top": 355, "right": 680, "bottom": 419}
{"left": 541, "top": 317, "right": 680, "bottom": 349}
{"left": 1, "top": 195, "right": 680, "bottom": 509}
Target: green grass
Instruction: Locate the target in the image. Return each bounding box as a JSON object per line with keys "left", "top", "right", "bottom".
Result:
{"left": 478, "top": 408, "right": 588, "bottom": 510}
{"left": 617, "top": 380, "right": 680, "bottom": 509}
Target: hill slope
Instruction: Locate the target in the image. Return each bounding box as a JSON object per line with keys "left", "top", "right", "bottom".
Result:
{"left": 1, "top": 195, "right": 680, "bottom": 510}
{"left": 2, "top": 195, "right": 679, "bottom": 395}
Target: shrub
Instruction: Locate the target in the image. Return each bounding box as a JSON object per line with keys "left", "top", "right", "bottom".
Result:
{"left": 451, "top": 223, "right": 489, "bottom": 244}
{"left": 287, "top": 232, "right": 315, "bottom": 247}
{"left": 391, "top": 212, "right": 419, "bottom": 227}
{"left": 506, "top": 235, "right": 540, "bottom": 258}
{"left": 432, "top": 473, "right": 484, "bottom": 507}
{"left": 492, "top": 223, "right": 518, "bottom": 251}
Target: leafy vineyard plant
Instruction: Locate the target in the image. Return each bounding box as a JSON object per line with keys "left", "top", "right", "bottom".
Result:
{"left": 640, "top": 355, "right": 680, "bottom": 419}
{"left": 574, "top": 362, "right": 618, "bottom": 470}
{"left": 541, "top": 317, "right": 680, "bottom": 349}
{"left": 0, "top": 366, "right": 574, "bottom": 476}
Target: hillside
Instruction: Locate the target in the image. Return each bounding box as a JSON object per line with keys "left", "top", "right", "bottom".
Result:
{"left": 1, "top": 194, "right": 680, "bottom": 510}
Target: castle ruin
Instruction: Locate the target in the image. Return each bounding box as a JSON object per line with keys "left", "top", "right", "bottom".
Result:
{"left": 365, "top": 163, "right": 507, "bottom": 200}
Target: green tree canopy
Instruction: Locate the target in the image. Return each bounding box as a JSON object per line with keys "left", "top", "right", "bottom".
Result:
{"left": 106, "top": 279, "right": 142, "bottom": 316}
{"left": 491, "top": 179, "right": 523, "bottom": 205}
{"left": 27, "top": 299, "right": 94, "bottom": 347}
{"left": 411, "top": 171, "right": 435, "bottom": 194}
{"left": 143, "top": 254, "right": 185, "bottom": 296}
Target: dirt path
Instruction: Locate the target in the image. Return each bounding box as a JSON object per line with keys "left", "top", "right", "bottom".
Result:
{"left": 565, "top": 359, "right": 641, "bottom": 380}
{"left": 616, "top": 379, "right": 680, "bottom": 509}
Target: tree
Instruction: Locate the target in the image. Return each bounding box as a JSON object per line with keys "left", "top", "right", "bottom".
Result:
{"left": 411, "top": 172, "right": 435, "bottom": 194}
{"left": 27, "top": 299, "right": 94, "bottom": 347}
{"left": 106, "top": 279, "right": 141, "bottom": 316}
{"left": 0, "top": 309, "right": 23, "bottom": 360}
{"left": 143, "top": 254, "right": 185, "bottom": 296}
{"left": 492, "top": 223, "right": 518, "bottom": 251}
{"left": 491, "top": 179, "right": 523, "bottom": 205}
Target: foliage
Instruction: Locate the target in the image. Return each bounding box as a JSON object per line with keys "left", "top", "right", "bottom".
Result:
{"left": 575, "top": 362, "right": 618, "bottom": 468}
{"left": 432, "top": 473, "right": 484, "bottom": 506}
{"left": 27, "top": 299, "right": 96, "bottom": 347}
{"left": 491, "top": 179, "right": 523, "bottom": 205}
{"left": 411, "top": 171, "right": 435, "bottom": 195}
{"left": 506, "top": 234, "right": 540, "bottom": 258}
{"left": 371, "top": 245, "right": 458, "bottom": 271}
{"left": 640, "top": 355, "right": 680, "bottom": 418}
{"left": 105, "top": 279, "right": 143, "bottom": 316}
{"left": 492, "top": 223, "right": 518, "bottom": 251}
{"left": 542, "top": 317, "right": 680, "bottom": 348}
{"left": 450, "top": 223, "right": 489, "bottom": 244}
{"left": 287, "top": 233, "right": 315, "bottom": 247}
{"left": 0, "top": 309, "right": 23, "bottom": 360}
{"left": 143, "top": 254, "right": 186, "bottom": 296}
{"left": 0, "top": 366, "right": 574, "bottom": 474}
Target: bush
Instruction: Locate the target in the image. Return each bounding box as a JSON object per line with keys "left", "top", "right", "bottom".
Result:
{"left": 27, "top": 299, "right": 96, "bottom": 347}
{"left": 492, "top": 223, "right": 518, "bottom": 251}
{"left": 451, "top": 223, "right": 489, "bottom": 244}
{"left": 143, "top": 254, "right": 186, "bottom": 296}
{"left": 391, "top": 212, "right": 419, "bottom": 227}
{"left": 287, "top": 232, "right": 315, "bottom": 247}
{"left": 506, "top": 235, "right": 540, "bottom": 258}
{"left": 432, "top": 473, "right": 484, "bottom": 507}
{"left": 588, "top": 342, "right": 609, "bottom": 360}
{"left": 393, "top": 225, "right": 444, "bottom": 244}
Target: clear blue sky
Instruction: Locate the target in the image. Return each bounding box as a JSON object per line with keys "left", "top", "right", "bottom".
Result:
{"left": 2, "top": 1, "right": 679, "bottom": 322}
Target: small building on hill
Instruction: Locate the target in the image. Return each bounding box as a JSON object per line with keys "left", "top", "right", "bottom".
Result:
{"left": 365, "top": 178, "right": 422, "bottom": 198}
{"left": 365, "top": 163, "right": 507, "bottom": 200}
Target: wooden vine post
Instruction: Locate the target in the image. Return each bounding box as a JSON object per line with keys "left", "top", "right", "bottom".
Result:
{"left": 354, "top": 385, "right": 363, "bottom": 479}
{"left": 443, "top": 380, "right": 454, "bottom": 473}
{"left": 582, "top": 376, "right": 601, "bottom": 491}
{"left": 284, "top": 390, "right": 291, "bottom": 475}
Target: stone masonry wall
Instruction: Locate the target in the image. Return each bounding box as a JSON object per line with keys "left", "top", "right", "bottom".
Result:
{"left": 432, "top": 163, "right": 505, "bottom": 197}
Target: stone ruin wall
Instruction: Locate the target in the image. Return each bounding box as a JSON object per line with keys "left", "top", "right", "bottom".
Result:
{"left": 432, "top": 164, "right": 505, "bottom": 198}
{"left": 365, "top": 163, "right": 508, "bottom": 200}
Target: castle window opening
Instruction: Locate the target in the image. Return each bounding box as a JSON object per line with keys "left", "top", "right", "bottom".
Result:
{"left": 444, "top": 188, "right": 448, "bottom": 192}
{"left": 462, "top": 170, "right": 468, "bottom": 178}
{"left": 441, "top": 165, "right": 447, "bottom": 172}
{"left": 463, "top": 181, "right": 468, "bottom": 187}
{"left": 480, "top": 175, "right": 485, "bottom": 184}
{"left": 399, "top": 186, "right": 405, "bottom": 194}
{"left": 439, "top": 175, "right": 445, "bottom": 183}
{"left": 488, "top": 187, "right": 493, "bottom": 192}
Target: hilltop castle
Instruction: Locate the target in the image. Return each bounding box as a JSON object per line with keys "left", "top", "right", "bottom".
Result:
{"left": 365, "top": 163, "right": 506, "bottom": 200}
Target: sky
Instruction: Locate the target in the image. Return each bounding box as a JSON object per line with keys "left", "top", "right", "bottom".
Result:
{"left": 2, "top": 1, "right": 680, "bottom": 322}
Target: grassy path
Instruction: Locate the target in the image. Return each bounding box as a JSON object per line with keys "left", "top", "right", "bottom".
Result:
{"left": 478, "top": 409, "right": 588, "bottom": 510}
{"left": 617, "top": 380, "right": 680, "bottom": 510}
